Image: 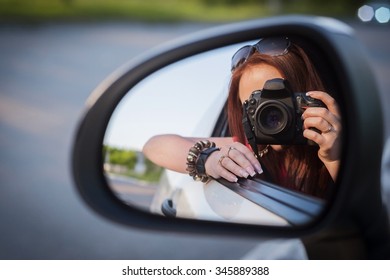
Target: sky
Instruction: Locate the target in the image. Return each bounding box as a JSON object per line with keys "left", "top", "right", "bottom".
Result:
{"left": 103, "top": 43, "right": 246, "bottom": 151}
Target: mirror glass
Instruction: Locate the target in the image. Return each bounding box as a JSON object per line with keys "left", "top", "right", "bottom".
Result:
{"left": 103, "top": 41, "right": 341, "bottom": 227}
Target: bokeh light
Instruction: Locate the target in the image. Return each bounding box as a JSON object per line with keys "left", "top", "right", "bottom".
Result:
{"left": 375, "top": 6, "right": 390, "bottom": 23}
{"left": 358, "top": 5, "right": 375, "bottom": 22}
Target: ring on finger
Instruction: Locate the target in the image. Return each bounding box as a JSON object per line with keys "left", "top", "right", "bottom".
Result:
{"left": 218, "top": 155, "right": 227, "bottom": 166}
{"left": 323, "top": 125, "right": 333, "bottom": 134}
{"left": 227, "top": 146, "right": 237, "bottom": 157}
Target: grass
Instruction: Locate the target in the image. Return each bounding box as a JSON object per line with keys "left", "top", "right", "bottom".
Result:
{"left": 0, "top": 0, "right": 357, "bottom": 23}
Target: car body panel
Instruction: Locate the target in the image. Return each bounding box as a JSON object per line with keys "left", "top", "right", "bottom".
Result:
{"left": 150, "top": 172, "right": 289, "bottom": 226}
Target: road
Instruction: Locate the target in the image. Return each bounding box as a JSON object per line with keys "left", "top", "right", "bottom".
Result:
{"left": 352, "top": 22, "right": 390, "bottom": 136}
{"left": 0, "top": 19, "right": 389, "bottom": 259}
{"left": 107, "top": 174, "right": 158, "bottom": 210}
{"left": 0, "top": 21, "right": 264, "bottom": 259}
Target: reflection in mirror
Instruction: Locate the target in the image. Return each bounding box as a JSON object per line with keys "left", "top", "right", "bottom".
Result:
{"left": 103, "top": 39, "right": 341, "bottom": 227}
{"left": 103, "top": 45, "right": 233, "bottom": 210}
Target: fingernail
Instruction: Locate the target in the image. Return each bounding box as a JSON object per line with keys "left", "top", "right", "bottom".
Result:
{"left": 255, "top": 164, "right": 263, "bottom": 174}
{"left": 231, "top": 176, "right": 238, "bottom": 182}
{"left": 240, "top": 170, "right": 250, "bottom": 178}
{"left": 246, "top": 167, "right": 256, "bottom": 177}
{"left": 306, "top": 92, "right": 311, "bottom": 96}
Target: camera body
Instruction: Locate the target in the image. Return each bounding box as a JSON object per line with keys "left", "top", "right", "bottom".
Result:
{"left": 242, "top": 78, "right": 326, "bottom": 145}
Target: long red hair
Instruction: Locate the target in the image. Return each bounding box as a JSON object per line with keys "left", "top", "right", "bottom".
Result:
{"left": 227, "top": 43, "right": 332, "bottom": 198}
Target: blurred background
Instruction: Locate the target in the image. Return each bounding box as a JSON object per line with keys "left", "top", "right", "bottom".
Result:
{"left": 0, "top": 0, "right": 378, "bottom": 22}
{"left": 0, "top": 0, "right": 389, "bottom": 259}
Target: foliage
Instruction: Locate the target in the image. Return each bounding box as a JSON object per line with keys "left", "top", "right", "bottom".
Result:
{"left": 105, "top": 146, "right": 137, "bottom": 169}
{"left": 103, "top": 145, "right": 163, "bottom": 183}
{"left": 0, "top": 0, "right": 367, "bottom": 22}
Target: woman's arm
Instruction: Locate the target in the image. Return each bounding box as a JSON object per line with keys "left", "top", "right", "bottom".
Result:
{"left": 142, "top": 134, "right": 262, "bottom": 182}
{"left": 143, "top": 134, "right": 235, "bottom": 173}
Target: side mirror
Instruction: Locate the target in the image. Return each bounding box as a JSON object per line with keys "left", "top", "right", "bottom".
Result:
{"left": 72, "top": 16, "right": 388, "bottom": 245}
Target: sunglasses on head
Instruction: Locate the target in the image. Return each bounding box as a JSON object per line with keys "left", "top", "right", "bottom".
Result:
{"left": 231, "top": 36, "right": 291, "bottom": 72}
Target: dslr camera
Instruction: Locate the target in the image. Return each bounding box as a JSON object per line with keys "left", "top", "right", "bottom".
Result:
{"left": 242, "top": 78, "right": 326, "bottom": 145}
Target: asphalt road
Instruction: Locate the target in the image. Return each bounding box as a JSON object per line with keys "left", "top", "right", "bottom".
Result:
{"left": 0, "top": 21, "right": 265, "bottom": 259}
{"left": 0, "top": 19, "right": 389, "bottom": 259}
{"left": 107, "top": 175, "right": 158, "bottom": 210}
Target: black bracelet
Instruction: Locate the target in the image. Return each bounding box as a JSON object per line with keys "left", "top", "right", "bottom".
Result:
{"left": 196, "top": 147, "right": 221, "bottom": 176}
{"left": 186, "top": 140, "right": 219, "bottom": 183}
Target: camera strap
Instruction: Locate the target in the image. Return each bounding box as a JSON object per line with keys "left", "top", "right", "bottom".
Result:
{"left": 242, "top": 112, "right": 259, "bottom": 159}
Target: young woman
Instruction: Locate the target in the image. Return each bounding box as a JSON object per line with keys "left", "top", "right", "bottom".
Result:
{"left": 143, "top": 37, "right": 341, "bottom": 199}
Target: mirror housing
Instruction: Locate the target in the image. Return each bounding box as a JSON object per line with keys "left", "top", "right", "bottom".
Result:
{"left": 72, "top": 16, "right": 388, "bottom": 241}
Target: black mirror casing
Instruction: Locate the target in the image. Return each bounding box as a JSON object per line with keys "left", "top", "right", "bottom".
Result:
{"left": 72, "top": 16, "right": 389, "bottom": 257}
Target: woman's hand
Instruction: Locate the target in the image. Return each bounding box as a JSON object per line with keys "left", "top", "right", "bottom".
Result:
{"left": 204, "top": 142, "right": 263, "bottom": 182}
{"left": 302, "top": 91, "right": 342, "bottom": 180}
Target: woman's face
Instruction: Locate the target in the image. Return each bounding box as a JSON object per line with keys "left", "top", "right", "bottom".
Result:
{"left": 238, "top": 63, "right": 283, "bottom": 102}
{"left": 238, "top": 63, "right": 284, "bottom": 151}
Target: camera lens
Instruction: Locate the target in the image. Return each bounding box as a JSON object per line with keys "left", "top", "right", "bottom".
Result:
{"left": 257, "top": 102, "right": 289, "bottom": 135}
